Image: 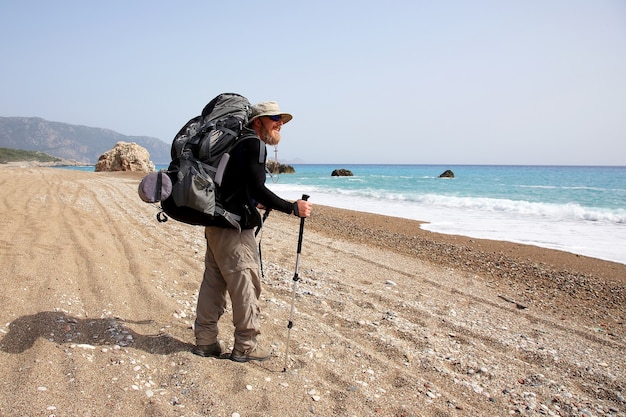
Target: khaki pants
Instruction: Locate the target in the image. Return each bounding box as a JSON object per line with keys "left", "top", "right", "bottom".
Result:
{"left": 194, "top": 226, "right": 262, "bottom": 352}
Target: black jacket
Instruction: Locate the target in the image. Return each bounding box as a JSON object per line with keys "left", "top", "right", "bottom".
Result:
{"left": 219, "top": 133, "right": 293, "bottom": 229}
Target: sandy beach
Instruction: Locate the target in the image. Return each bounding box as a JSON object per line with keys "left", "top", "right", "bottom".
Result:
{"left": 0, "top": 166, "right": 624, "bottom": 417}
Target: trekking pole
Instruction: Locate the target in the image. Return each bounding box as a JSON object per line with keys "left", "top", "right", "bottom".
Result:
{"left": 283, "top": 194, "right": 309, "bottom": 372}
{"left": 256, "top": 209, "right": 271, "bottom": 278}
{"left": 255, "top": 209, "right": 271, "bottom": 237}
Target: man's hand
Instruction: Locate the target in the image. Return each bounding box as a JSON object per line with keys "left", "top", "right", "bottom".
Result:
{"left": 293, "top": 199, "right": 312, "bottom": 218}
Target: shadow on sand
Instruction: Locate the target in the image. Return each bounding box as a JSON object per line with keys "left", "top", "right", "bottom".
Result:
{"left": 0, "top": 311, "right": 192, "bottom": 355}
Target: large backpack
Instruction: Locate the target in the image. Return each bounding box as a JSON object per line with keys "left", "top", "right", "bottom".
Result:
{"left": 141, "top": 93, "right": 260, "bottom": 228}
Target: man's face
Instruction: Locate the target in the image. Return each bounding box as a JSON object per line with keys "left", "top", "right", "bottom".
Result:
{"left": 258, "top": 117, "right": 282, "bottom": 146}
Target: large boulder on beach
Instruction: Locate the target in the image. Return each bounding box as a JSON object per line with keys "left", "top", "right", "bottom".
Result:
{"left": 95, "top": 141, "right": 155, "bottom": 173}
{"left": 439, "top": 169, "right": 455, "bottom": 178}
{"left": 331, "top": 169, "right": 353, "bottom": 177}
{"left": 266, "top": 160, "right": 295, "bottom": 174}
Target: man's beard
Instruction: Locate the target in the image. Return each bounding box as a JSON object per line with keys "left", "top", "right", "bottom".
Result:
{"left": 260, "top": 124, "right": 281, "bottom": 146}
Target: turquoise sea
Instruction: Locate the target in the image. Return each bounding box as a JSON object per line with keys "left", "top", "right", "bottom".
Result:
{"left": 74, "top": 164, "right": 626, "bottom": 264}
{"left": 261, "top": 164, "right": 626, "bottom": 265}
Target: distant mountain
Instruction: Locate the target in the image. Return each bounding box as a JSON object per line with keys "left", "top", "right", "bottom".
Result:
{"left": 0, "top": 116, "right": 170, "bottom": 164}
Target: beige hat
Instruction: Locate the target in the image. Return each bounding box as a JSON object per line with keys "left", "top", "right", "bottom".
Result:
{"left": 248, "top": 101, "right": 293, "bottom": 125}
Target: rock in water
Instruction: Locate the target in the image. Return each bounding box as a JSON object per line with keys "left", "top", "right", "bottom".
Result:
{"left": 331, "top": 169, "right": 353, "bottom": 177}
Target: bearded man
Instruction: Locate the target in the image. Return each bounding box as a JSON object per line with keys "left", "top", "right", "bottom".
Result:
{"left": 192, "top": 101, "right": 313, "bottom": 362}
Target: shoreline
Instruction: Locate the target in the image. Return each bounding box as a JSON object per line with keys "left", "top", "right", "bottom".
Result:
{"left": 300, "top": 204, "right": 626, "bottom": 335}
{"left": 305, "top": 205, "right": 626, "bottom": 281}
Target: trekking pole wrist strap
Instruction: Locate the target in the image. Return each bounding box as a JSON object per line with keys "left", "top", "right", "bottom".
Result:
{"left": 292, "top": 201, "right": 300, "bottom": 217}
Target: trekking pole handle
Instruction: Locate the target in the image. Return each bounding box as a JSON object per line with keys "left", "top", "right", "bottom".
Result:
{"left": 296, "top": 194, "right": 309, "bottom": 254}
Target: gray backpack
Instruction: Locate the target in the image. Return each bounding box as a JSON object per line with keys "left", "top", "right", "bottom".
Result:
{"left": 140, "top": 93, "right": 261, "bottom": 228}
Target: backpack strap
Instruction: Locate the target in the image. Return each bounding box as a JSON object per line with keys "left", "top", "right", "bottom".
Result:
{"left": 258, "top": 140, "right": 266, "bottom": 164}
{"left": 214, "top": 206, "right": 241, "bottom": 232}
{"left": 214, "top": 153, "right": 230, "bottom": 186}
{"left": 155, "top": 171, "right": 163, "bottom": 201}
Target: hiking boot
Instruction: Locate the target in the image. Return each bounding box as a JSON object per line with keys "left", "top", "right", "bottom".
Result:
{"left": 229, "top": 344, "right": 271, "bottom": 363}
{"left": 191, "top": 342, "right": 223, "bottom": 358}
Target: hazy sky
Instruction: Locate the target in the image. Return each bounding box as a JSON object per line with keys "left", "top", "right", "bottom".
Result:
{"left": 1, "top": 1, "right": 625, "bottom": 165}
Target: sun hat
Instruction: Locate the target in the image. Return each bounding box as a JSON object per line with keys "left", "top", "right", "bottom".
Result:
{"left": 247, "top": 101, "right": 293, "bottom": 125}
